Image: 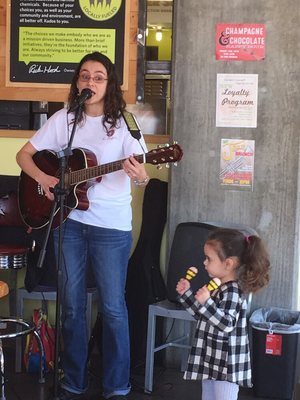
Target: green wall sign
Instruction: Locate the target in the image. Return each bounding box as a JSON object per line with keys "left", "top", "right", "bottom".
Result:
{"left": 9, "top": 0, "right": 125, "bottom": 84}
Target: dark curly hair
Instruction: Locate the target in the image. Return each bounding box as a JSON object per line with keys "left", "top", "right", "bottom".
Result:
{"left": 68, "top": 52, "right": 126, "bottom": 132}
{"left": 205, "top": 228, "right": 270, "bottom": 294}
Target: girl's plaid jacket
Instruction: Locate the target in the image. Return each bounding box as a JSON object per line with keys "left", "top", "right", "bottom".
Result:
{"left": 179, "top": 281, "right": 252, "bottom": 387}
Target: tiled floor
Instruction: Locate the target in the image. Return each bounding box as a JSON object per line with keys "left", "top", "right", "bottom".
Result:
{"left": 0, "top": 345, "right": 280, "bottom": 400}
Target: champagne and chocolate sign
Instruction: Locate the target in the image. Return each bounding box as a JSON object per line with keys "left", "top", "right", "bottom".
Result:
{"left": 216, "top": 23, "right": 266, "bottom": 61}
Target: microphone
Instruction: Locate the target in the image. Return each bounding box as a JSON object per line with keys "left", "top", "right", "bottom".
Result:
{"left": 207, "top": 277, "right": 221, "bottom": 291}
{"left": 185, "top": 266, "right": 198, "bottom": 280}
{"left": 68, "top": 88, "right": 94, "bottom": 113}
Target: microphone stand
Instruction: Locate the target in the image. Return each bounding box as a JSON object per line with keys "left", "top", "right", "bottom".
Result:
{"left": 37, "top": 105, "right": 83, "bottom": 400}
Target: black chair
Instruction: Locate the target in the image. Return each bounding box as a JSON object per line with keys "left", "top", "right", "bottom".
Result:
{"left": 144, "top": 221, "right": 257, "bottom": 393}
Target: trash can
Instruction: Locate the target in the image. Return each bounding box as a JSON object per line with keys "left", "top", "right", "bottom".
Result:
{"left": 250, "top": 307, "right": 300, "bottom": 399}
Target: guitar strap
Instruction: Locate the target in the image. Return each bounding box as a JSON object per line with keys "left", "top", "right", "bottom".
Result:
{"left": 122, "top": 110, "right": 141, "bottom": 140}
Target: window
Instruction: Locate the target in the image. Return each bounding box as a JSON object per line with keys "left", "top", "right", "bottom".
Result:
{"left": 133, "top": 0, "right": 173, "bottom": 135}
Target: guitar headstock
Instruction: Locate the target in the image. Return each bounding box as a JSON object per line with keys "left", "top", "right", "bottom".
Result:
{"left": 146, "top": 144, "right": 183, "bottom": 166}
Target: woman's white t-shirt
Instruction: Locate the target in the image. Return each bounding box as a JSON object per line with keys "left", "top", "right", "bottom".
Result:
{"left": 30, "top": 108, "right": 147, "bottom": 231}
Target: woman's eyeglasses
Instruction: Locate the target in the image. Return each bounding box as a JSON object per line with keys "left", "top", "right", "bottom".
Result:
{"left": 78, "top": 73, "right": 108, "bottom": 83}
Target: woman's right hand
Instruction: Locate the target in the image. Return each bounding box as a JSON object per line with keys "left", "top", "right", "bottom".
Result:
{"left": 36, "top": 171, "right": 59, "bottom": 201}
{"left": 16, "top": 141, "right": 59, "bottom": 201}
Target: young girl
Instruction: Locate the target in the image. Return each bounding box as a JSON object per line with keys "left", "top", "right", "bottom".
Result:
{"left": 176, "top": 228, "right": 270, "bottom": 400}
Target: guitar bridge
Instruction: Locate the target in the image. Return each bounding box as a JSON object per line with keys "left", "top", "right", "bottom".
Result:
{"left": 37, "top": 184, "right": 44, "bottom": 196}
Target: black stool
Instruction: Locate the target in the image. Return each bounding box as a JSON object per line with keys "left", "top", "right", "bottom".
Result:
{"left": 0, "top": 318, "right": 45, "bottom": 399}
{"left": 0, "top": 245, "right": 45, "bottom": 400}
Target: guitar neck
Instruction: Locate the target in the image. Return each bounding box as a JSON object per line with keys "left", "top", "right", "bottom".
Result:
{"left": 69, "top": 153, "right": 145, "bottom": 185}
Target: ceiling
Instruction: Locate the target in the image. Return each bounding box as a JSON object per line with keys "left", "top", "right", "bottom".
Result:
{"left": 147, "top": 1, "right": 173, "bottom": 29}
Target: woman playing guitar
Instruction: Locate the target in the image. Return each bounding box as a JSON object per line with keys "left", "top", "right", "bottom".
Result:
{"left": 16, "top": 52, "right": 149, "bottom": 400}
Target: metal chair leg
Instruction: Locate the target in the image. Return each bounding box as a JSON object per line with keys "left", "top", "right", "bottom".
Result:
{"left": 0, "top": 339, "right": 6, "bottom": 400}
{"left": 144, "top": 305, "right": 156, "bottom": 393}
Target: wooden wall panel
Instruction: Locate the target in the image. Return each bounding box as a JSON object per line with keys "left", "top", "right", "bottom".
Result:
{"left": 0, "top": 3, "right": 6, "bottom": 88}
{"left": 0, "top": 4, "right": 5, "bottom": 26}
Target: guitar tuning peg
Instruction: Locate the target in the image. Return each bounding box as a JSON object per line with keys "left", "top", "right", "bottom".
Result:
{"left": 166, "top": 163, "right": 170, "bottom": 169}
{"left": 174, "top": 162, "right": 178, "bottom": 167}
{"left": 164, "top": 143, "right": 170, "bottom": 147}
{"left": 157, "top": 164, "right": 162, "bottom": 170}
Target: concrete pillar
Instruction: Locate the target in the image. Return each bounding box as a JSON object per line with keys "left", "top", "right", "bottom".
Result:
{"left": 169, "top": 0, "right": 300, "bottom": 310}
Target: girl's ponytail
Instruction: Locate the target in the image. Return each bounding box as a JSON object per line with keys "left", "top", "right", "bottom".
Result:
{"left": 238, "top": 235, "right": 270, "bottom": 293}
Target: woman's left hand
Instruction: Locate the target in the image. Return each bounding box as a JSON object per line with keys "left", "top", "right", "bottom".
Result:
{"left": 123, "top": 156, "right": 148, "bottom": 183}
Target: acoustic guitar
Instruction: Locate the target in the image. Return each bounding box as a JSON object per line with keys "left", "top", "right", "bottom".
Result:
{"left": 18, "top": 144, "right": 183, "bottom": 229}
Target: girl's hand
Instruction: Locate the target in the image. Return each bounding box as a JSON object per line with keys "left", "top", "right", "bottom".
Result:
{"left": 176, "top": 278, "right": 190, "bottom": 295}
{"left": 195, "top": 285, "right": 210, "bottom": 304}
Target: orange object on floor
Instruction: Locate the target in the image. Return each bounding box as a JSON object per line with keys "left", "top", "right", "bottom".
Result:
{"left": 0, "top": 281, "right": 9, "bottom": 298}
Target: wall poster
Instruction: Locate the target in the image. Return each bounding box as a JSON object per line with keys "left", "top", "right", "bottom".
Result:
{"left": 7, "top": 0, "right": 128, "bottom": 87}
{"left": 216, "top": 74, "right": 258, "bottom": 128}
{"left": 220, "top": 138, "right": 255, "bottom": 191}
{"left": 216, "top": 23, "right": 266, "bottom": 61}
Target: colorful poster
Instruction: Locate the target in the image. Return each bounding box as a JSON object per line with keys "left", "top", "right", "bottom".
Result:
{"left": 216, "top": 74, "right": 258, "bottom": 128}
{"left": 220, "top": 139, "right": 255, "bottom": 191}
{"left": 216, "top": 23, "right": 265, "bottom": 61}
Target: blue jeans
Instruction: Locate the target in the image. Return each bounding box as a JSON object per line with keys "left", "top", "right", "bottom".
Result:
{"left": 53, "top": 218, "right": 132, "bottom": 398}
